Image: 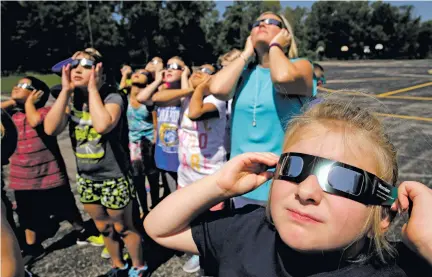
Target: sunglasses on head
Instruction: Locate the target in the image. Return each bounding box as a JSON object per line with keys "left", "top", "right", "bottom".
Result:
{"left": 251, "top": 18, "right": 283, "bottom": 30}
{"left": 166, "top": 63, "right": 183, "bottom": 71}
{"left": 197, "top": 67, "right": 214, "bottom": 75}
{"left": 71, "top": 58, "right": 95, "bottom": 69}
{"left": 16, "top": 83, "right": 36, "bottom": 91}
{"left": 274, "top": 152, "right": 397, "bottom": 206}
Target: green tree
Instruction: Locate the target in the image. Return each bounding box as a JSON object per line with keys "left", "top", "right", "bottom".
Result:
{"left": 215, "top": 1, "right": 263, "bottom": 55}
{"left": 155, "top": 1, "right": 216, "bottom": 65}
{"left": 116, "top": 1, "right": 162, "bottom": 66}
{"left": 283, "top": 6, "right": 309, "bottom": 57}
{"left": 262, "top": 0, "right": 281, "bottom": 14}
{"left": 417, "top": 20, "right": 432, "bottom": 58}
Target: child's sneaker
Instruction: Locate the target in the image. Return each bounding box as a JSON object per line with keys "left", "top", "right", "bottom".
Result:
{"left": 103, "top": 264, "right": 129, "bottom": 277}
{"left": 101, "top": 247, "right": 111, "bottom": 259}
{"left": 182, "top": 255, "right": 200, "bottom": 273}
{"left": 101, "top": 247, "right": 130, "bottom": 261}
{"left": 128, "top": 265, "right": 150, "bottom": 277}
{"left": 77, "top": 233, "right": 105, "bottom": 246}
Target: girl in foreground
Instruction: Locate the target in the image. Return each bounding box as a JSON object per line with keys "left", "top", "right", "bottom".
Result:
{"left": 144, "top": 100, "right": 432, "bottom": 276}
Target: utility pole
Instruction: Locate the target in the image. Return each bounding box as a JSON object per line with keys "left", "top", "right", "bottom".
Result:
{"left": 86, "top": 1, "right": 94, "bottom": 47}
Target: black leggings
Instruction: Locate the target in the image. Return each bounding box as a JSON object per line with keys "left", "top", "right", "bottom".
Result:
{"left": 134, "top": 171, "right": 160, "bottom": 214}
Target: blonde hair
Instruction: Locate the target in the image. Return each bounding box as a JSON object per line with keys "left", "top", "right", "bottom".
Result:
{"left": 259, "top": 12, "right": 298, "bottom": 58}
{"left": 267, "top": 98, "right": 398, "bottom": 264}
{"left": 218, "top": 49, "right": 242, "bottom": 65}
{"left": 72, "top": 47, "right": 103, "bottom": 62}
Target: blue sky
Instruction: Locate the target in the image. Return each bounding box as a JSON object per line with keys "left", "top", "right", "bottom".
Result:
{"left": 215, "top": 1, "right": 432, "bottom": 21}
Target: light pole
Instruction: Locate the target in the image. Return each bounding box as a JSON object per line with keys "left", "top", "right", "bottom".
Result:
{"left": 86, "top": 1, "right": 94, "bottom": 47}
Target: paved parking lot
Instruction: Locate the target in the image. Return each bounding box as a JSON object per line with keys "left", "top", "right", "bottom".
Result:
{"left": 4, "top": 60, "right": 432, "bottom": 277}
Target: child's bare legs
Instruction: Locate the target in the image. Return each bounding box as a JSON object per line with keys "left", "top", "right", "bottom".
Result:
{"left": 108, "top": 202, "right": 145, "bottom": 268}
{"left": 84, "top": 204, "right": 124, "bottom": 268}
{"left": 24, "top": 229, "right": 37, "bottom": 245}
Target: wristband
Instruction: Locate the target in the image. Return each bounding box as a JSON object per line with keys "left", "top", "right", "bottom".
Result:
{"left": 269, "top": 43, "right": 284, "bottom": 51}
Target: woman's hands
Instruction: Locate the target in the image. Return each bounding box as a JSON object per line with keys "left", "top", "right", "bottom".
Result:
{"left": 270, "top": 29, "right": 292, "bottom": 50}
{"left": 241, "top": 36, "right": 255, "bottom": 62}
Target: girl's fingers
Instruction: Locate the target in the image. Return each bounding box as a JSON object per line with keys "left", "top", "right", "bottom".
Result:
{"left": 244, "top": 152, "right": 279, "bottom": 167}
{"left": 391, "top": 200, "right": 399, "bottom": 211}
{"left": 397, "top": 181, "right": 430, "bottom": 212}
{"left": 256, "top": 171, "right": 275, "bottom": 185}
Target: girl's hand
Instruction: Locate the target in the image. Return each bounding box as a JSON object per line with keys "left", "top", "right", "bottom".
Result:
{"left": 26, "top": 90, "right": 44, "bottom": 104}
{"left": 391, "top": 181, "right": 432, "bottom": 263}
{"left": 154, "top": 61, "right": 163, "bottom": 73}
{"left": 182, "top": 66, "right": 191, "bottom": 78}
{"left": 214, "top": 152, "right": 279, "bottom": 197}
{"left": 121, "top": 65, "right": 132, "bottom": 76}
{"left": 155, "top": 70, "right": 165, "bottom": 83}
{"left": 61, "top": 64, "right": 75, "bottom": 92}
{"left": 88, "top": 63, "right": 103, "bottom": 93}
{"left": 269, "top": 29, "right": 292, "bottom": 50}
{"left": 158, "top": 83, "right": 168, "bottom": 91}
{"left": 196, "top": 76, "right": 212, "bottom": 94}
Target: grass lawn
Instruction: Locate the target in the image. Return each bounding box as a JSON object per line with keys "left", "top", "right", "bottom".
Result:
{"left": 1, "top": 72, "right": 60, "bottom": 97}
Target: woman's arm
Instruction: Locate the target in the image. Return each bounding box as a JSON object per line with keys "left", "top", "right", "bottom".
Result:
{"left": 268, "top": 30, "right": 313, "bottom": 97}
{"left": 88, "top": 64, "right": 122, "bottom": 135}
{"left": 209, "top": 36, "right": 255, "bottom": 101}
{"left": 144, "top": 152, "right": 278, "bottom": 254}
{"left": 188, "top": 80, "right": 219, "bottom": 121}
{"left": 44, "top": 65, "right": 74, "bottom": 136}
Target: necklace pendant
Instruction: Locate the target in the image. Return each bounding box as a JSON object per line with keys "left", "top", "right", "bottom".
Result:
{"left": 252, "top": 121, "right": 256, "bottom": 127}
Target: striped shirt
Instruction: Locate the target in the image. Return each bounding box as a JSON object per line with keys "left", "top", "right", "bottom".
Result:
{"left": 9, "top": 107, "right": 67, "bottom": 190}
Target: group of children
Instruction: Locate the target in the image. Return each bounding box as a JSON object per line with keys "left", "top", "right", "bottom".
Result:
{"left": 2, "top": 12, "right": 431, "bottom": 277}
{"left": 1, "top": 47, "right": 253, "bottom": 276}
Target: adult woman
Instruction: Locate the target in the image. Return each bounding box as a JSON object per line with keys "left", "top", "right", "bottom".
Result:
{"left": 209, "top": 12, "right": 316, "bottom": 208}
